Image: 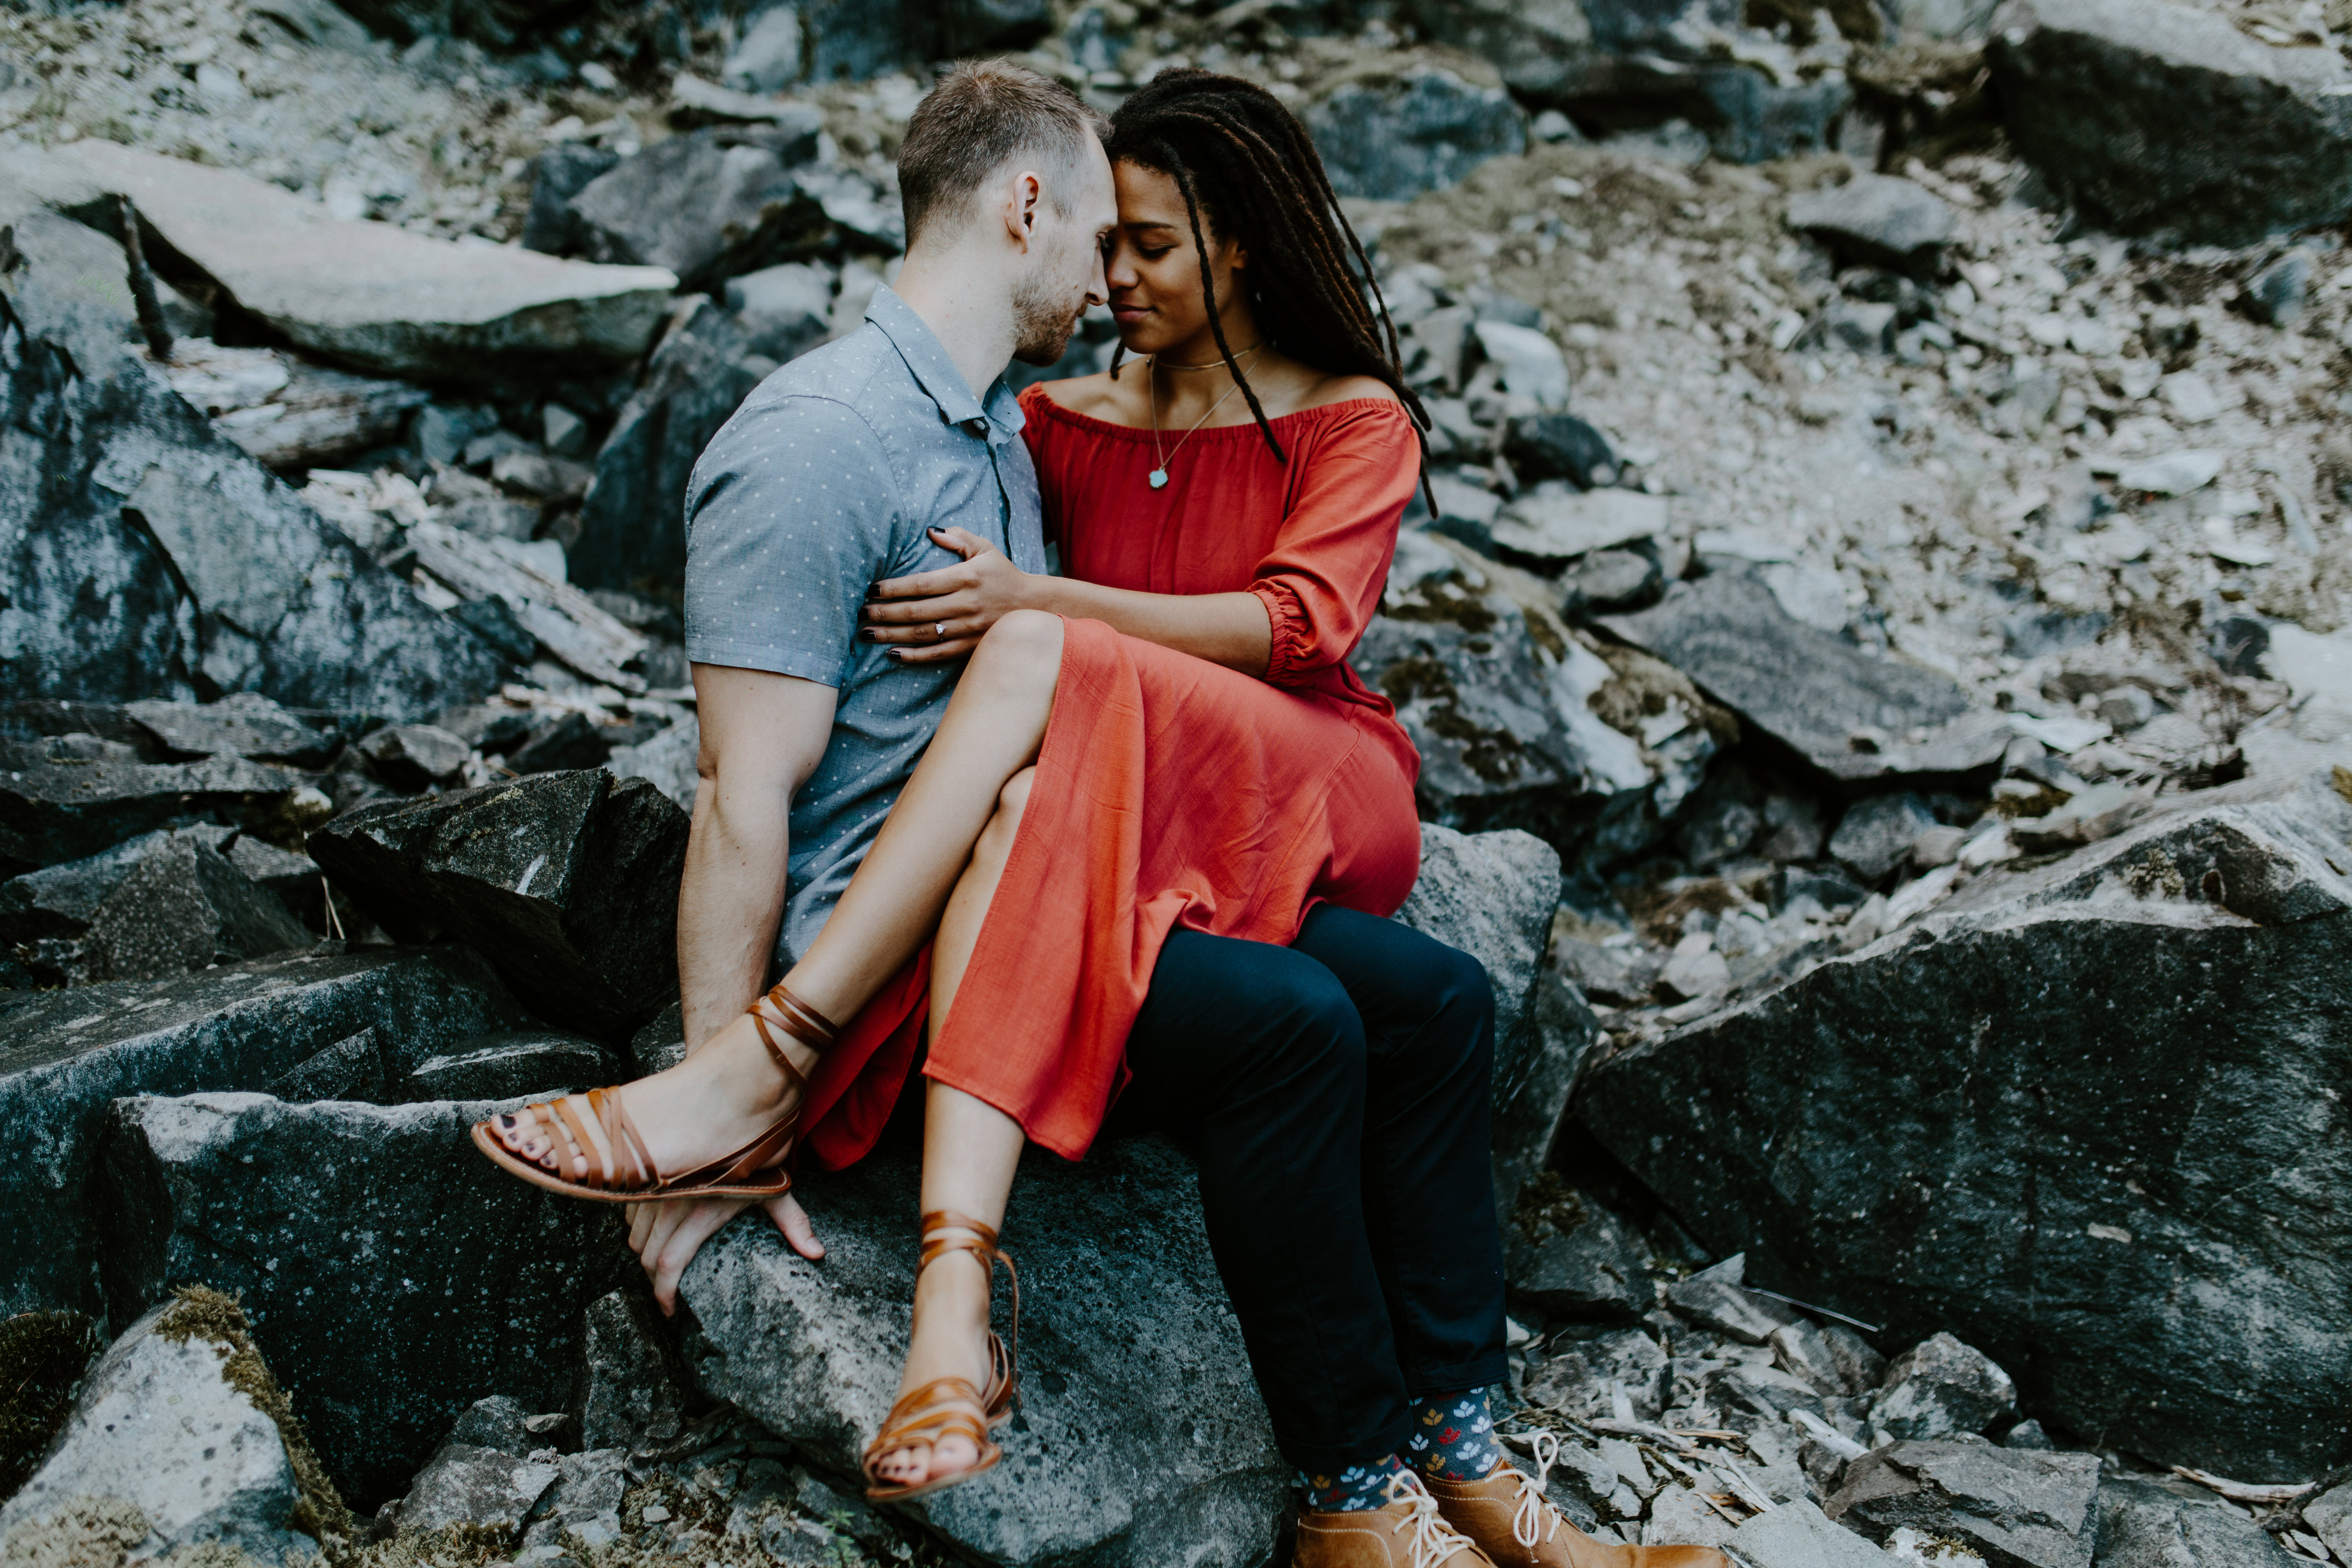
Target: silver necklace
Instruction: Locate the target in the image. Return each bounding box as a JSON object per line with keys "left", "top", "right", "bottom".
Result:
{"left": 1147, "top": 346, "right": 1262, "bottom": 490}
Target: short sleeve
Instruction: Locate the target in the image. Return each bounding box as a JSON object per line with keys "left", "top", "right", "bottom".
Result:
{"left": 683, "top": 395, "right": 902, "bottom": 686}
{"left": 1248, "top": 401, "right": 1421, "bottom": 687}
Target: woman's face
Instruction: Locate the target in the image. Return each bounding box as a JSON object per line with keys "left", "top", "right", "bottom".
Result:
{"left": 1105, "top": 158, "right": 1248, "bottom": 357}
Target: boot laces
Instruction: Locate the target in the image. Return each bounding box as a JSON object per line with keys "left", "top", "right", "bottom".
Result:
{"left": 1511, "top": 1432, "right": 1570, "bottom": 1552}
{"left": 1383, "top": 1472, "right": 1482, "bottom": 1568}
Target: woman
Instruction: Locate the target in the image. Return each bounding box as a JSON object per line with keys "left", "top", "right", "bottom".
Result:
{"left": 478, "top": 70, "right": 1652, "bottom": 1566}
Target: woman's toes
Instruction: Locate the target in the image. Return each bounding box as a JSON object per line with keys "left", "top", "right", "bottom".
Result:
{"left": 879, "top": 1443, "right": 928, "bottom": 1483}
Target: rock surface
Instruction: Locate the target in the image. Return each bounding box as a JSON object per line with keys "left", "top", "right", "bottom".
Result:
{"left": 1987, "top": 0, "right": 2352, "bottom": 245}
{"left": 391, "top": 1441, "right": 559, "bottom": 1535}
{"left": 0, "top": 826, "right": 310, "bottom": 985}
{"left": 59, "top": 140, "right": 678, "bottom": 385}
{"left": 0, "top": 1297, "right": 318, "bottom": 1566}
{"left": 682, "top": 1136, "right": 1286, "bottom": 1568}
{"left": 2096, "top": 1473, "right": 2303, "bottom": 1568}
{"left": 1576, "top": 768, "right": 2352, "bottom": 1478}
{"left": 1827, "top": 1441, "right": 2102, "bottom": 1568}
{"left": 399, "top": 1028, "right": 621, "bottom": 1103}
{"left": 1598, "top": 571, "right": 2008, "bottom": 785}
{"left": 1307, "top": 67, "right": 1529, "bottom": 201}
{"left": 0, "top": 946, "right": 523, "bottom": 1321}
{"left": 309, "top": 770, "right": 688, "bottom": 1039}
{"left": 100, "top": 1091, "right": 632, "bottom": 1509}
{"left": 1872, "top": 1331, "right": 2018, "bottom": 1441}
{"left": 0, "top": 273, "right": 504, "bottom": 718}
{"left": 568, "top": 127, "right": 821, "bottom": 288}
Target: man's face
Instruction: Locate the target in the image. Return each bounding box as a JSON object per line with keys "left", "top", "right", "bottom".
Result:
{"left": 1010, "top": 135, "right": 1118, "bottom": 367}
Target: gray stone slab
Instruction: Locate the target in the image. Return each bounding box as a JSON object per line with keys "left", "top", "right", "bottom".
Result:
{"left": 1577, "top": 768, "right": 2352, "bottom": 1479}
{"left": 681, "top": 1136, "right": 1287, "bottom": 1568}
{"left": 58, "top": 140, "right": 676, "bottom": 385}
{"left": 99, "top": 1090, "right": 632, "bottom": 1509}
{"left": 0, "top": 946, "right": 523, "bottom": 1320}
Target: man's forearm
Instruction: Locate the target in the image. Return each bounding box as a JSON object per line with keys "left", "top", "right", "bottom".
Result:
{"left": 676, "top": 780, "right": 791, "bottom": 1053}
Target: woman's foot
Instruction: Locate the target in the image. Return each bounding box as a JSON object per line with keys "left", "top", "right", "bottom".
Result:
{"left": 866, "top": 1244, "right": 998, "bottom": 1490}
{"left": 486, "top": 1008, "right": 817, "bottom": 1187}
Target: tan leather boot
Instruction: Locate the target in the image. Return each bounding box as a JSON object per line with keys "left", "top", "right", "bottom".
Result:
{"left": 1420, "top": 1438, "right": 1731, "bottom": 1568}
{"left": 1295, "top": 1476, "right": 1500, "bottom": 1568}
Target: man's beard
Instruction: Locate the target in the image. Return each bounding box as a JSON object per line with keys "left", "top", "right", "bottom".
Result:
{"left": 1010, "top": 271, "right": 1082, "bottom": 367}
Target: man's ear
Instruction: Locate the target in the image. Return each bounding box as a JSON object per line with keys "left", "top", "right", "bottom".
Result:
{"left": 1003, "top": 169, "right": 1044, "bottom": 253}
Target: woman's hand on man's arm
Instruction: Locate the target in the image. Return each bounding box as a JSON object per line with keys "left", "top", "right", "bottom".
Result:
{"left": 859, "top": 527, "right": 1041, "bottom": 664}
{"left": 860, "top": 526, "right": 1273, "bottom": 675}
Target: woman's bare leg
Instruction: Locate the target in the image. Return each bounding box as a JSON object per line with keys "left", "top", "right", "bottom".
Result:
{"left": 491, "top": 612, "right": 1064, "bottom": 1189}
{"left": 869, "top": 769, "right": 1036, "bottom": 1490}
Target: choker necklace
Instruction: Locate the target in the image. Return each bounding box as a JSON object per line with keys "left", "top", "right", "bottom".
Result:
{"left": 1153, "top": 341, "right": 1264, "bottom": 370}
{"left": 1147, "top": 345, "right": 1263, "bottom": 489}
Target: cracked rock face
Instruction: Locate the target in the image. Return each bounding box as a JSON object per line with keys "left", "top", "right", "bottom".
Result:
{"left": 0, "top": 945, "right": 525, "bottom": 1323}
{"left": 1826, "top": 1441, "right": 2103, "bottom": 1568}
{"left": 680, "top": 1135, "right": 1287, "bottom": 1568}
{"left": 0, "top": 1301, "right": 314, "bottom": 1566}
{"left": 1577, "top": 768, "right": 2352, "bottom": 1479}
{"left": 308, "top": 769, "right": 689, "bottom": 1040}
{"left": 99, "top": 1091, "right": 632, "bottom": 1509}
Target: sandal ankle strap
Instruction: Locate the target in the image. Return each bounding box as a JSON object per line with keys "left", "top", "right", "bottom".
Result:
{"left": 748, "top": 982, "right": 840, "bottom": 1087}
{"left": 918, "top": 1209, "right": 1020, "bottom": 1412}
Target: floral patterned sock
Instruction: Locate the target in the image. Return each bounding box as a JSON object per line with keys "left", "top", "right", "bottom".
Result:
{"left": 1402, "top": 1387, "right": 1503, "bottom": 1482}
{"left": 1295, "top": 1453, "right": 1410, "bottom": 1512}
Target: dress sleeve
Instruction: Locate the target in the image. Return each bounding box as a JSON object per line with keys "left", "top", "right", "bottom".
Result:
{"left": 1246, "top": 401, "right": 1421, "bottom": 687}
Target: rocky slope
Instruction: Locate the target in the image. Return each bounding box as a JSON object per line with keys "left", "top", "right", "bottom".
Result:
{"left": 1, "top": 0, "right": 2349, "bottom": 1563}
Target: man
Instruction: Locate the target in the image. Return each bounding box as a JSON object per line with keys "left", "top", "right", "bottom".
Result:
{"left": 625, "top": 59, "right": 1713, "bottom": 1568}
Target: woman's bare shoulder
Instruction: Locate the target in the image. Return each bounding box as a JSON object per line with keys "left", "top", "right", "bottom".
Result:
{"left": 1295, "top": 372, "right": 1403, "bottom": 413}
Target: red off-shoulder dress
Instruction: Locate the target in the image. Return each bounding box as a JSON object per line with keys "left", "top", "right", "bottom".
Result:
{"left": 788, "top": 388, "right": 1426, "bottom": 1166}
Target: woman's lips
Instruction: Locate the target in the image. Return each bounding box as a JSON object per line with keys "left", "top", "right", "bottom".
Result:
{"left": 1111, "top": 305, "right": 1151, "bottom": 323}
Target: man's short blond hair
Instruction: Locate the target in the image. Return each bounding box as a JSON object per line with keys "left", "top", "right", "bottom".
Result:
{"left": 898, "top": 59, "right": 1108, "bottom": 249}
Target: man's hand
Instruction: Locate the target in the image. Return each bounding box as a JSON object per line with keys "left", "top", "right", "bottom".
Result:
{"left": 628, "top": 1190, "right": 827, "bottom": 1315}
{"left": 860, "top": 527, "right": 1041, "bottom": 663}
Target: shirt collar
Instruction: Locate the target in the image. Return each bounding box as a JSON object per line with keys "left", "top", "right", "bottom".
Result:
{"left": 865, "top": 283, "right": 1025, "bottom": 442}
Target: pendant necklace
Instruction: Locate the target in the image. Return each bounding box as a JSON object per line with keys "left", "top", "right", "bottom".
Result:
{"left": 1147, "top": 344, "right": 1263, "bottom": 490}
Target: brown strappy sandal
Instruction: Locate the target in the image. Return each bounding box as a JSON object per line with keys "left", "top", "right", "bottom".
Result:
{"left": 860, "top": 1209, "right": 1021, "bottom": 1503}
{"left": 469, "top": 982, "right": 839, "bottom": 1203}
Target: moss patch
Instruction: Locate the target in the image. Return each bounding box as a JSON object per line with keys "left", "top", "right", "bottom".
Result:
{"left": 0, "top": 1494, "right": 273, "bottom": 1568}
{"left": 154, "top": 1287, "right": 353, "bottom": 1553}
{"left": 0, "top": 1310, "right": 102, "bottom": 1495}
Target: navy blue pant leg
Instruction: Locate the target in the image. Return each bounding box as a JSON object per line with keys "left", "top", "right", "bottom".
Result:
{"left": 1121, "top": 904, "right": 1508, "bottom": 1473}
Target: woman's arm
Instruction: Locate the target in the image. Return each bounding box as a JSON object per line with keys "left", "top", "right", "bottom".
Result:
{"left": 860, "top": 526, "right": 1274, "bottom": 675}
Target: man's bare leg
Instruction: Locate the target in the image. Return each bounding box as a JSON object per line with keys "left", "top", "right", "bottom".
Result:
{"left": 490, "top": 613, "right": 1064, "bottom": 1216}
{"left": 867, "top": 769, "right": 1036, "bottom": 1490}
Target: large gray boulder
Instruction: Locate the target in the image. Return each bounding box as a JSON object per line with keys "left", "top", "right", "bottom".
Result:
{"left": 0, "top": 826, "right": 310, "bottom": 985}
{"left": 308, "top": 770, "right": 689, "bottom": 1039}
{"left": 0, "top": 740, "right": 318, "bottom": 878}
{"left": 682, "top": 1136, "right": 1286, "bottom": 1568}
{"left": 1986, "top": 0, "right": 2352, "bottom": 244}
{"left": 1354, "top": 535, "right": 1677, "bottom": 866}
{"left": 0, "top": 266, "right": 505, "bottom": 717}
{"left": 0, "top": 946, "right": 524, "bottom": 1320}
{"left": 1826, "top": 1442, "right": 2103, "bottom": 1568}
{"left": 52, "top": 140, "right": 677, "bottom": 385}
{"left": 1597, "top": 570, "right": 2010, "bottom": 785}
{"left": 0, "top": 1295, "right": 325, "bottom": 1566}
{"left": 1307, "top": 67, "right": 1529, "bottom": 202}
{"left": 571, "top": 301, "right": 762, "bottom": 591}
{"left": 2097, "top": 1473, "right": 2303, "bottom": 1568}
{"left": 1574, "top": 768, "right": 2352, "bottom": 1479}
{"left": 99, "top": 1091, "right": 633, "bottom": 1509}
{"left": 568, "top": 127, "right": 824, "bottom": 290}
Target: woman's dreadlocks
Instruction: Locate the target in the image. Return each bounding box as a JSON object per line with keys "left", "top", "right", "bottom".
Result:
{"left": 1104, "top": 69, "right": 1430, "bottom": 488}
